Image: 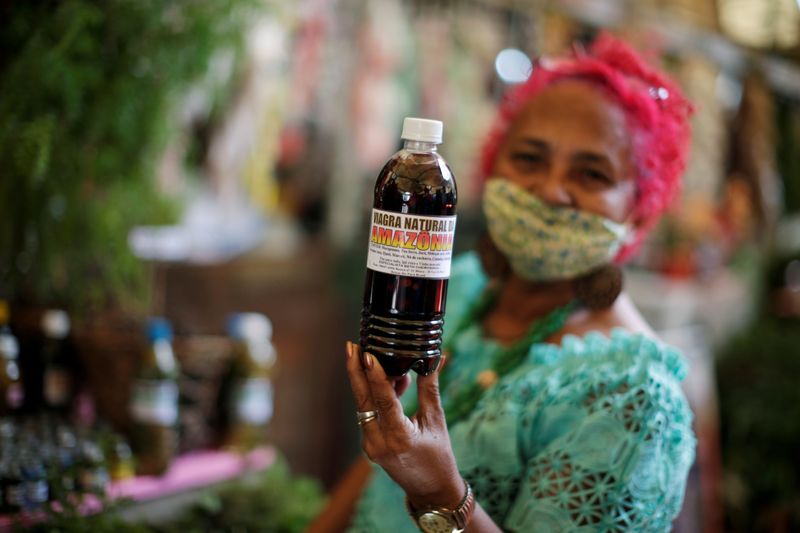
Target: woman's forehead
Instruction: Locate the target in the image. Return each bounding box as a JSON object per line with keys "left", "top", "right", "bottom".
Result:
{"left": 507, "top": 80, "right": 631, "bottom": 155}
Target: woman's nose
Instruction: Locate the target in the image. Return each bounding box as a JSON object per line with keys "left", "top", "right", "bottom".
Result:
{"left": 529, "top": 168, "right": 573, "bottom": 207}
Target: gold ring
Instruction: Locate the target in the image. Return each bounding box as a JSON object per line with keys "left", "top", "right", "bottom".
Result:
{"left": 356, "top": 410, "right": 379, "bottom": 425}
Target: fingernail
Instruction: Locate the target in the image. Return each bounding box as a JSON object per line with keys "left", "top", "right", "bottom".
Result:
{"left": 364, "top": 353, "right": 374, "bottom": 370}
{"left": 345, "top": 341, "right": 352, "bottom": 359}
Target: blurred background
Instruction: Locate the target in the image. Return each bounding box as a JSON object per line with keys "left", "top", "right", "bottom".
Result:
{"left": 1, "top": 0, "right": 799, "bottom": 531}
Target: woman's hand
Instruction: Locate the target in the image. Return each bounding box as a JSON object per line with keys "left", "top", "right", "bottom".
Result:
{"left": 345, "top": 341, "right": 464, "bottom": 510}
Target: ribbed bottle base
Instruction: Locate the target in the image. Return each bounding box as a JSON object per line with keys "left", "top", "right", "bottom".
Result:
{"left": 359, "top": 312, "right": 443, "bottom": 376}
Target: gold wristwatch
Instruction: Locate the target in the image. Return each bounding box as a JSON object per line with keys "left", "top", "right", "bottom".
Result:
{"left": 405, "top": 481, "right": 476, "bottom": 533}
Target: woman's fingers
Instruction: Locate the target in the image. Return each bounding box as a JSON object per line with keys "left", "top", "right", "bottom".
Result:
{"left": 345, "top": 342, "right": 386, "bottom": 447}
{"left": 345, "top": 341, "right": 373, "bottom": 411}
{"left": 416, "top": 355, "right": 446, "bottom": 426}
{"left": 393, "top": 374, "right": 412, "bottom": 397}
{"left": 361, "top": 352, "right": 412, "bottom": 436}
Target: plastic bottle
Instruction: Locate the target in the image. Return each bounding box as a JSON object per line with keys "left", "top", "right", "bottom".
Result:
{"left": 0, "top": 420, "right": 20, "bottom": 513}
{"left": 51, "top": 424, "right": 78, "bottom": 500}
{"left": 0, "top": 302, "right": 24, "bottom": 416}
{"left": 20, "top": 449, "right": 49, "bottom": 510}
{"left": 40, "top": 309, "right": 76, "bottom": 415}
{"left": 129, "top": 318, "right": 179, "bottom": 475}
{"left": 107, "top": 433, "right": 135, "bottom": 481}
{"left": 3, "top": 452, "right": 25, "bottom": 513}
{"left": 360, "top": 118, "right": 457, "bottom": 376}
{"left": 221, "top": 313, "right": 275, "bottom": 450}
{"left": 76, "top": 436, "right": 109, "bottom": 494}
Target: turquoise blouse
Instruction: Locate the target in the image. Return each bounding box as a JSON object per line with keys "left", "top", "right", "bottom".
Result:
{"left": 350, "top": 253, "right": 696, "bottom": 532}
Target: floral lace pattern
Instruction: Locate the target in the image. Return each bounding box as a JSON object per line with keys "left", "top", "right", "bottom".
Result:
{"left": 350, "top": 253, "right": 695, "bottom": 532}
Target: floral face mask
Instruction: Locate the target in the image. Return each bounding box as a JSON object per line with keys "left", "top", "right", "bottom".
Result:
{"left": 482, "top": 178, "right": 630, "bottom": 281}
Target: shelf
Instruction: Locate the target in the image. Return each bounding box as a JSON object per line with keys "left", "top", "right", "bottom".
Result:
{"left": 0, "top": 446, "right": 276, "bottom": 531}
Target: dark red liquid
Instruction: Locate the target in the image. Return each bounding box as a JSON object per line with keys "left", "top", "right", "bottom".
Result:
{"left": 360, "top": 148, "right": 457, "bottom": 376}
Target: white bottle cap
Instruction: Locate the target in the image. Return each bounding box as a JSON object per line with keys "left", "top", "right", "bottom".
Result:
{"left": 401, "top": 117, "right": 443, "bottom": 144}
{"left": 0, "top": 334, "right": 18, "bottom": 359}
{"left": 236, "top": 313, "right": 273, "bottom": 341}
{"left": 42, "top": 310, "right": 70, "bottom": 339}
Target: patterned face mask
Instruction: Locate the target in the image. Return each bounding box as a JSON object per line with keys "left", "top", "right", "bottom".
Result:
{"left": 482, "top": 178, "right": 630, "bottom": 281}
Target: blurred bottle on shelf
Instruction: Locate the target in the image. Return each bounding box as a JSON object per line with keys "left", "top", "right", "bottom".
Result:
{"left": 0, "top": 302, "right": 24, "bottom": 417}
{"left": 0, "top": 420, "right": 23, "bottom": 513}
{"left": 2, "top": 455, "right": 26, "bottom": 513}
{"left": 130, "top": 318, "right": 180, "bottom": 475}
{"left": 39, "top": 310, "right": 76, "bottom": 416}
{"left": 0, "top": 415, "right": 121, "bottom": 515}
{"left": 76, "top": 436, "right": 109, "bottom": 494}
{"left": 221, "top": 313, "right": 276, "bottom": 450}
{"left": 48, "top": 424, "right": 78, "bottom": 502}
{"left": 0, "top": 419, "right": 48, "bottom": 511}
{"left": 20, "top": 448, "right": 49, "bottom": 511}
{"left": 39, "top": 431, "right": 58, "bottom": 503}
{"left": 107, "top": 432, "right": 135, "bottom": 481}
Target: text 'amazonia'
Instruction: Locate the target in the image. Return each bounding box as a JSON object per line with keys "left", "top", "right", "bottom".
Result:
{"left": 370, "top": 226, "right": 454, "bottom": 252}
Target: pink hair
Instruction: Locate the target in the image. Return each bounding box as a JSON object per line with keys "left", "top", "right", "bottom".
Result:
{"left": 480, "top": 33, "right": 694, "bottom": 262}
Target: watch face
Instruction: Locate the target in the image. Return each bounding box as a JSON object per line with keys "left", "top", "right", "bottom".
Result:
{"left": 418, "top": 511, "right": 457, "bottom": 533}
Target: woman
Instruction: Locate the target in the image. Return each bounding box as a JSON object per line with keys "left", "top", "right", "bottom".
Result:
{"left": 315, "top": 33, "right": 696, "bottom": 533}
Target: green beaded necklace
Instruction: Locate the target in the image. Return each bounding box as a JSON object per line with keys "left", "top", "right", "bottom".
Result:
{"left": 407, "top": 288, "right": 575, "bottom": 425}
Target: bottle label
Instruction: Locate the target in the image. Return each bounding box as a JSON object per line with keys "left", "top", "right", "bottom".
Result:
{"left": 232, "top": 378, "right": 273, "bottom": 425}
{"left": 367, "top": 209, "right": 457, "bottom": 279}
{"left": 130, "top": 380, "right": 179, "bottom": 426}
{"left": 44, "top": 368, "right": 72, "bottom": 406}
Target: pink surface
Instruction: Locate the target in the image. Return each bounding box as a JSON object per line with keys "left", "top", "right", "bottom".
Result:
{"left": 108, "top": 447, "right": 275, "bottom": 501}
{"left": 0, "top": 447, "right": 276, "bottom": 531}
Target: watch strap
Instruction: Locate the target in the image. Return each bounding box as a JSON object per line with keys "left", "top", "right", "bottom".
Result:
{"left": 406, "top": 480, "right": 476, "bottom": 531}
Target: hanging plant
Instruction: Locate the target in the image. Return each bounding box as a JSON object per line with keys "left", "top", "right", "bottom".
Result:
{"left": 0, "top": 0, "right": 262, "bottom": 314}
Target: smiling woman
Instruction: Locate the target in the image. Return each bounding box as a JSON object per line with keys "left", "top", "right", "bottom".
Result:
{"left": 493, "top": 82, "right": 636, "bottom": 220}
{"left": 309, "top": 33, "right": 696, "bottom": 533}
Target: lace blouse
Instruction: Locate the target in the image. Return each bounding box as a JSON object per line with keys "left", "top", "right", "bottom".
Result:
{"left": 349, "top": 253, "right": 696, "bottom": 532}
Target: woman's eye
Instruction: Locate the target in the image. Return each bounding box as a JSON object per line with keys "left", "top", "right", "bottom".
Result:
{"left": 510, "top": 152, "right": 546, "bottom": 171}
{"left": 579, "top": 168, "right": 612, "bottom": 186}
{"left": 512, "top": 152, "right": 542, "bottom": 163}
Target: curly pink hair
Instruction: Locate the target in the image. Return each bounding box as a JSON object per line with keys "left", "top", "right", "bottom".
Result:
{"left": 480, "top": 33, "right": 694, "bottom": 262}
